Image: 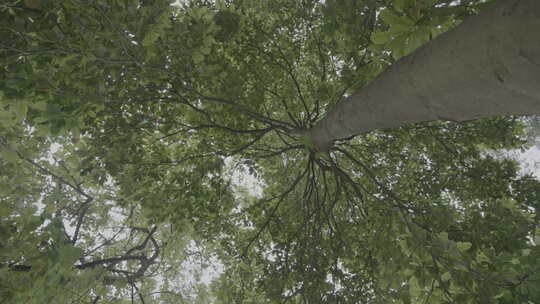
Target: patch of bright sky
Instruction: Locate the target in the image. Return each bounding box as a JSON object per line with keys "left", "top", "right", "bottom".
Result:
{"left": 514, "top": 146, "right": 540, "bottom": 178}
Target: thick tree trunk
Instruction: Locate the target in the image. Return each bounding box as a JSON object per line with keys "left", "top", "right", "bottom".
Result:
{"left": 309, "top": 0, "right": 540, "bottom": 151}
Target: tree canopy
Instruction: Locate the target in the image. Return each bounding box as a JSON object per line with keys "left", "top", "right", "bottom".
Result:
{"left": 1, "top": 0, "right": 540, "bottom": 303}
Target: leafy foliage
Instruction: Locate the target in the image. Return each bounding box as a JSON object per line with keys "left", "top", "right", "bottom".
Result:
{"left": 1, "top": 0, "right": 539, "bottom": 303}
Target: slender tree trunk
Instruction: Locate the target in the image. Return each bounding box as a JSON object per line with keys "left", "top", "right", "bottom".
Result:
{"left": 309, "top": 0, "right": 540, "bottom": 151}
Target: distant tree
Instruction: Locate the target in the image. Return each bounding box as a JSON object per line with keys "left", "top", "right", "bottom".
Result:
{"left": 1, "top": 0, "right": 540, "bottom": 303}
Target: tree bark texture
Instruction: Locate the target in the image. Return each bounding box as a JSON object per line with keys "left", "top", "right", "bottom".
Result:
{"left": 309, "top": 0, "right": 540, "bottom": 151}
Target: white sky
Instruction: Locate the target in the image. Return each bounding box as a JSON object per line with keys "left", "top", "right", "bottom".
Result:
{"left": 516, "top": 146, "right": 540, "bottom": 177}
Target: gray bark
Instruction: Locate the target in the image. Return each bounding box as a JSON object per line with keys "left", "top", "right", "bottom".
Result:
{"left": 309, "top": 0, "right": 540, "bottom": 151}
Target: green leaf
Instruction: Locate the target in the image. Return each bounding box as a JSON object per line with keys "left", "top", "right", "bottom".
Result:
{"left": 0, "top": 148, "right": 19, "bottom": 163}
{"left": 501, "top": 198, "right": 518, "bottom": 211}
{"left": 379, "top": 9, "right": 414, "bottom": 27}
{"left": 33, "top": 116, "right": 48, "bottom": 123}
{"left": 58, "top": 246, "right": 84, "bottom": 264}
{"left": 409, "top": 276, "right": 422, "bottom": 298}
{"left": 0, "top": 204, "right": 13, "bottom": 217}
{"left": 476, "top": 252, "right": 491, "bottom": 264}
{"left": 441, "top": 272, "right": 451, "bottom": 281}
{"left": 371, "top": 31, "right": 394, "bottom": 44}
{"left": 192, "top": 52, "right": 205, "bottom": 64}
{"left": 456, "top": 242, "right": 472, "bottom": 252}
{"left": 402, "top": 268, "right": 414, "bottom": 276}
{"left": 143, "top": 31, "right": 159, "bottom": 47}
{"left": 31, "top": 100, "right": 47, "bottom": 111}
{"left": 405, "top": 26, "right": 431, "bottom": 54}
{"left": 0, "top": 112, "right": 14, "bottom": 128}
{"left": 14, "top": 102, "right": 28, "bottom": 121}
{"left": 394, "top": 0, "right": 416, "bottom": 12}
{"left": 386, "top": 35, "right": 408, "bottom": 59}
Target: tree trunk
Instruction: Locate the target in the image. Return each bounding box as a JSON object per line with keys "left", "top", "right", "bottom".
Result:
{"left": 308, "top": 0, "right": 540, "bottom": 151}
